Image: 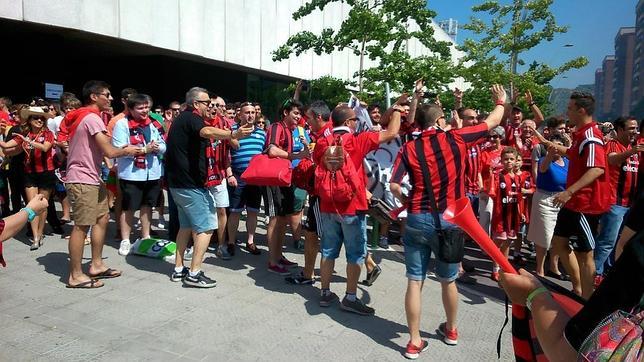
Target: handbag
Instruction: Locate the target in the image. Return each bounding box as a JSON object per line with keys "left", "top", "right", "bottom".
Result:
{"left": 413, "top": 137, "right": 464, "bottom": 263}
{"left": 368, "top": 198, "right": 395, "bottom": 224}
{"left": 241, "top": 154, "right": 292, "bottom": 187}
{"left": 578, "top": 295, "right": 644, "bottom": 362}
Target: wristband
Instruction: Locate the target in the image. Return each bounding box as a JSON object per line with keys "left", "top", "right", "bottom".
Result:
{"left": 528, "top": 102, "right": 536, "bottom": 107}
{"left": 227, "top": 175, "right": 234, "bottom": 179}
{"left": 21, "top": 207, "right": 37, "bottom": 223}
{"left": 495, "top": 101, "right": 505, "bottom": 106}
{"left": 526, "top": 286, "right": 549, "bottom": 311}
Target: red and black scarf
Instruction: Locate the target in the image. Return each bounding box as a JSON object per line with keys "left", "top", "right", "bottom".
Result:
{"left": 128, "top": 117, "right": 151, "bottom": 169}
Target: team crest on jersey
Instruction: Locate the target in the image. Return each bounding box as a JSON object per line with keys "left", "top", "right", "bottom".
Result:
{"left": 500, "top": 182, "right": 506, "bottom": 189}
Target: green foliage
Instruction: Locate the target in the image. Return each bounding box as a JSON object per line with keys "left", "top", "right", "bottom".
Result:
{"left": 280, "top": 76, "right": 352, "bottom": 107}
{"left": 272, "top": 0, "right": 454, "bottom": 95}
{"left": 458, "top": 0, "right": 589, "bottom": 113}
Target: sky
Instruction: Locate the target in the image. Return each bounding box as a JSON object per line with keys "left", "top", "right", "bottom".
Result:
{"left": 429, "top": 0, "right": 638, "bottom": 89}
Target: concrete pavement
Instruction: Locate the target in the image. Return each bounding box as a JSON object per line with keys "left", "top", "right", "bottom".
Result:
{"left": 0, "top": 217, "right": 515, "bottom": 361}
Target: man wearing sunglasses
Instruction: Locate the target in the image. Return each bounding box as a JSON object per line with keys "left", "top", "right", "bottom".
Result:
{"left": 165, "top": 87, "right": 252, "bottom": 288}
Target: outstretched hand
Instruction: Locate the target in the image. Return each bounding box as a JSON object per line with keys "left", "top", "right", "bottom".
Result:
{"left": 491, "top": 84, "right": 507, "bottom": 104}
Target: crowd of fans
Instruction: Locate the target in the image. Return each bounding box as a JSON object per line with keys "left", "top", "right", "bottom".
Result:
{"left": 0, "top": 78, "right": 641, "bottom": 359}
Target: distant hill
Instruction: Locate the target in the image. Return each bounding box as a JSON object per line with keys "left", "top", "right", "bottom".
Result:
{"left": 549, "top": 85, "right": 594, "bottom": 117}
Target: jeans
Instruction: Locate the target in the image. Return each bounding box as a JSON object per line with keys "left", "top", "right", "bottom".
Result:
{"left": 403, "top": 213, "right": 460, "bottom": 282}
{"left": 319, "top": 212, "right": 367, "bottom": 264}
{"left": 594, "top": 204, "right": 628, "bottom": 275}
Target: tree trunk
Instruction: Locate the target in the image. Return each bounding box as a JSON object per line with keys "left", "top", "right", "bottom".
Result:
{"left": 359, "top": 36, "right": 366, "bottom": 93}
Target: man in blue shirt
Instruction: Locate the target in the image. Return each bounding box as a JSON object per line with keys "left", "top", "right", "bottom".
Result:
{"left": 227, "top": 102, "right": 266, "bottom": 255}
{"left": 112, "top": 94, "right": 166, "bottom": 256}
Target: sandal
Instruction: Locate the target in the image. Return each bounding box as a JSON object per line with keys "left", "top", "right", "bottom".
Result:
{"left": 89, "top": 268, "right": 122, "bottom": 279}
{"left": 66, "top": 279, "right": 104, "bottom": 289}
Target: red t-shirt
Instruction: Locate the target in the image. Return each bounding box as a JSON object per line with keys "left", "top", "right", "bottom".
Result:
{"left": 16, "top": 129, "right": 56, "bottom": 173}
{"left": 519, "top": 170, "right": 535, "bottom": 223}
{"left": 489, "top": 170, "right": 522, "bottom": 237}
{"left": 313, "top": 127, "right": 380, "bottom": 215}
{"left": 565, "top": 122, "right": 611, "bottom": 214}
{"left": 518, "top": 138, "right": 534, "bottom": 172}
{"left": 504, "top": 124, "right": 520, "bottom": 147}
{"left": 480, "top": 147, "right": 503, "bottom": 193}
{"left": 606, "top": 139, "right": 639, "bottom": 207}
{"left": 465, "top": 144, "right": 482, "bottom": 194}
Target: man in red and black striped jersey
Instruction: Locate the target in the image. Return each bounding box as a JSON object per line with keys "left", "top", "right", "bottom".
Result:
{"left": 390, "top": 85, "right": 508, "bottom": 354}
{"left": 593, "top": 116, "right": 641, "bottom": 282}
{"left": 264, "top": 99, "right": 310, "bottom": 276}
{"left": 545, "top": 92, "right": 611, "bottom": 300}
{"left": 205, "top": 95, "right": 239, "bottom": 260}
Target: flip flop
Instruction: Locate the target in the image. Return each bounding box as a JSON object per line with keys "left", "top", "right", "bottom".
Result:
{"left": 66, "top": 279, "right": 104, "bottom": 289}
{"left": 89, "top": 268, "right": 122, "bottom": 279}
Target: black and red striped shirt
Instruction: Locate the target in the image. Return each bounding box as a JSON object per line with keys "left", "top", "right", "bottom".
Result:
{"left": 606, "top": 139, "right": 639, "bottom": 207}
{"left": 391, "top": 123, "right": 489, "bottom": 214}
{"left": 204, "top": 116, "right": 230, "bottom": 188}
{"left": 18, "top": 129, "right": 55, "bottom": 174}
{"left": 265, "top": 121, "right": 293, "bottom": 154}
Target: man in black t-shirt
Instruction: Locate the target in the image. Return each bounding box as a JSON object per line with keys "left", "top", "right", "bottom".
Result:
{"left": 165, "top": 87, "right": 251, "bottom": 288}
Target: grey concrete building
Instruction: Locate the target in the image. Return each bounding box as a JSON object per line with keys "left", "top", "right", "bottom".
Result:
{"left": 612, "top": 27, "right": 636, "bottom": 117}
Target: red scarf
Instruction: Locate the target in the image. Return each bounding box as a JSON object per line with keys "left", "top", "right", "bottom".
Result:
{"left": 128, "top": 116, "right": 152, "bottom": 169}
{"left": 57, "top": 106, "right": 100, "bottom": 143}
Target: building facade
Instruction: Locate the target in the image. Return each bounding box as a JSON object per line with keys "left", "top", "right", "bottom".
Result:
{"left": 633, "top": 0, "right": 644, "bottom": 113}
{"left": 0, "top": 0, "right": 464, "bottom": 114}
{"left": 612, "top": 27, "right": 635, "bottom": 117}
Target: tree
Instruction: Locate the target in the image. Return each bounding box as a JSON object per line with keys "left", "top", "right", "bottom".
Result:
{"left": 280, "top": 76, "right": 353, "bottom": 106}
{"left": 458, "top": 0, "right": 589, "bottom": 113}
{"left": 272, "top": 0, "right": 454, "bottom": 95}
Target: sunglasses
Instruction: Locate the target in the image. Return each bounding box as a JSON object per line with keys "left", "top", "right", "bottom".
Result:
{"left": 171, "top": 108, "right": 180, "bottom": 112}
{"left": 257, "top": 122, "right": 265, "bottom": 125}
{"left": 489, "top": 135, "right": 500, "bottom": 139}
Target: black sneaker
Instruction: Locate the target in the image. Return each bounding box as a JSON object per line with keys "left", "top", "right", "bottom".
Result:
{"left": 285, "top": 272, "right": 315, "bottom": 285}
{"left": 52, "top": 225, "right": 65, "bottom": 235}
{"left": 363, "top": 265, "right": 382, "bottom": 286}
{"left": 340, "top": 296, "right": 375, "bottom": 316}
{"left": 227, "top": 243, "right": 236, "bottom": 256}
{"left": 183, "top": 271, "right": 217, "bottom": 288}
{"left": 319, "top": 292, "right": 338, "bottom": 307}
{"left": 170, "top": 267, "right": 189, "bottom": 282}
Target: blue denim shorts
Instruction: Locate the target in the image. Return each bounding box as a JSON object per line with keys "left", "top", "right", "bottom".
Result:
{"left": 169, "top": 187, "right": 217, "bottom": 234}
{"left": 319, "top": 212, "right": 367, "bottom": 264}
{"left": 403, "top": 213, "right": 460, "bottom": 282}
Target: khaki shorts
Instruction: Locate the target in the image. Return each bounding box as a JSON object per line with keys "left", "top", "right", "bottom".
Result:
{"left": 66, "top": 183, "right": 110, "bottom": 226}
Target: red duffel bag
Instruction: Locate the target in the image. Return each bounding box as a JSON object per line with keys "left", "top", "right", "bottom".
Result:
{"left": 241, "top": 154, "right": 292, "bottom": 187}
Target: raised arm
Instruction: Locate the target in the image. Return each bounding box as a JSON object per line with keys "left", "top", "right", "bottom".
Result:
{"left": 483, "top": 84, "right": 509, "bottom": 130}
{"left": 525, "top": 90, "right": 544, "bottom": 126}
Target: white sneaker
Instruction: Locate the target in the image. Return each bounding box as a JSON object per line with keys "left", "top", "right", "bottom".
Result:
{"left": 118, "top": 239, "right": 132, "bottom": 256}
{"left": 184, "top": 247, "right": 193, "bottom": 261}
